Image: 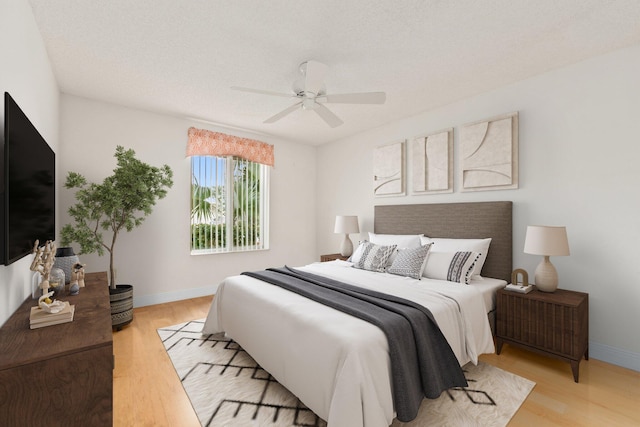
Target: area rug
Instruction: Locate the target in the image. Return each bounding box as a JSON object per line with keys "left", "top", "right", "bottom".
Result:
{"left": 158, "top": 319, "right": 535, "bottom": 427}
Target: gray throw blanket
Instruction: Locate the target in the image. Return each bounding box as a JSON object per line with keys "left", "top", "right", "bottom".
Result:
{"left": 242, "top": 266, "right": 468, "bottom": 422}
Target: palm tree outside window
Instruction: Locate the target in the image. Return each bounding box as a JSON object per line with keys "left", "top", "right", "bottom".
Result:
{"left": 191, "top": 156, "right": 269, "bottom": 253}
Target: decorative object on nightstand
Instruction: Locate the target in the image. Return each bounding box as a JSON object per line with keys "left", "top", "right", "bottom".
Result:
{"left": 505, "top": 268, "right": 532, "bottom": 293}
{"left": 334, "top": 215, "right": 359, "bottom": 257}
{"left": 523, "top": 225, "right": 570, "bottom": 292}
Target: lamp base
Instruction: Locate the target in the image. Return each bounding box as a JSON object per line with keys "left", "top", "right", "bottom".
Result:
{"left": 340, "top": 235, "right": 353, "bottom": 257}
{"left": 534, "top": 256, "right": 558, "bottom": 292}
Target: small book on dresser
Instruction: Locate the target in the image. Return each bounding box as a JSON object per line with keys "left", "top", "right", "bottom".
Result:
{"left": 29, "top": 302, "right": 76, "bottom": 329}
{"left": 504, "top": 283, "right": 533, "bottom": 294}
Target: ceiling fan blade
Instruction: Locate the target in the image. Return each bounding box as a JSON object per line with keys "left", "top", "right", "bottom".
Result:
{"left": 304, "top": 60, "right": 328, "bottom": 95}
{"left": 264, "top": 102, "right": 302, "bottom": 123}
{"left": 314, "top": 103, "right": 344, "bottom": 128}
{"left": 322, "top": 92, "right": 386, "bottom": 104}
{"left": 231, "top": 86, "right": 293, "bottom": 98}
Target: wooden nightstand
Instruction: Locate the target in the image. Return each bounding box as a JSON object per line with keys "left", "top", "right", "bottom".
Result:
{"left": 320, "top": 253, "right": 349, "bottom": 262}
{"left": 496, "top": 287, "right": 589, "bottom": 382}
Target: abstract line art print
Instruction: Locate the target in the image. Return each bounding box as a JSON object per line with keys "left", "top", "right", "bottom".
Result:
{"left": 373, "top": 141, "right": 405, "bottom": 196}
{"left": 411, "top": 128, "right": 453, "bottom": 194}
{"left": 460, "top": 112, "right": 518, "bottom": 192}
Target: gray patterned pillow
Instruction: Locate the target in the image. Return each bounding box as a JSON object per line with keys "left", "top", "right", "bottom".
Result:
{"left": 354, "top": 242, "right": 397, "bottom": 273}
{"left": 388, "top": 244, "right": 433, "bottom": 279}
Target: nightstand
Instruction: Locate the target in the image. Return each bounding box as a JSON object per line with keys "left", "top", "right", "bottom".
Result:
{"left": 320, "top": 253, "right": 349, "bottom": 262}
{"left": 496, "top": 287, "right": 589, "bottom": 382}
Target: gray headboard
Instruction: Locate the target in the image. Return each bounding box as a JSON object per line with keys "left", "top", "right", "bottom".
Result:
{"left": 374, "top": 201, "right": 513, "bottom": 282}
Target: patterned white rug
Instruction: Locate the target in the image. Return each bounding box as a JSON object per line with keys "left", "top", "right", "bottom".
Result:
{"left": 159, "top": 319, "right": 535, "bottom": 427}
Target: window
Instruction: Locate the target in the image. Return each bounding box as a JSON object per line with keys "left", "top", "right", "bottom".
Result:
{"left": 191, "top": 156, "right": 269, "bottom": 254}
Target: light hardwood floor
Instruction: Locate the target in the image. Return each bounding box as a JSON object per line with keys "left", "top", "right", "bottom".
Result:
{"left": 113, "top": 296, "right": 640, "bottom": 426}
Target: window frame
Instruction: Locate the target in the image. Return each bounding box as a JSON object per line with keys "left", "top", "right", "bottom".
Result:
{"left": 190, "top": 155, "right": 270, "bottom": 255}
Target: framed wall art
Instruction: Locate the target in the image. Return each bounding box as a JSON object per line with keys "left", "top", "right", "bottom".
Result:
{"left": 373, "top": 141, "right": 405, "bottom": 196}
{"left": 411, "top": 128, "right": 453, "bottom": 194}
{"left": 459, "top": 112, "right": 519, "bottom": 192}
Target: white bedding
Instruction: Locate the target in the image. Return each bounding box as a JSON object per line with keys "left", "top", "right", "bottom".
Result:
{"left": 202, "top": 260, "right": 496, "bottom": 427}
{"left": 469, "top": 276, "right": 508, "bottom": 312}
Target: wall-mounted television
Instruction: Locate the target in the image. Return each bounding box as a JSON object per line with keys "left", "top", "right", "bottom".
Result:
{"left": 1, "top": 92, "right": 55, "bottom": 265}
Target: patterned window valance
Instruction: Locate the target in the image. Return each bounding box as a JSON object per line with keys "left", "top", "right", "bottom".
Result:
{"left": 186, "top": 127, "right": 274, "bottom": 166}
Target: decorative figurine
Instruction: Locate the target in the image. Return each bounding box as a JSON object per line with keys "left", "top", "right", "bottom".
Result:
{"left": 29, "top": 240, "right": 56, "bottom": 298}
{"left": 69, "top": 263, "right": 86, "bottom": 295}
{"left": 511, "top": 268, "right": 529, "bottom": 287}
{"left": 38, "top": 291, "right": 66, "bottom": 314}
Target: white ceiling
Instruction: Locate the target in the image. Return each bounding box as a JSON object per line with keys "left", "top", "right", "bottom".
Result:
{"left": 28, "top": 0, "right": 640, "bottom": 145}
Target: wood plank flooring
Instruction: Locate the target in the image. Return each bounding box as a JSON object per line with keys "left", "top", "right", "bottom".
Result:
{"left": 113, "top": 296, "right": 640, "bottom": 426}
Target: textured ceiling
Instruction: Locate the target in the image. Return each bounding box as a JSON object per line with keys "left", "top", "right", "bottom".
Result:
{"left": 27, "top": 0, "right": 640, "bottom": 145}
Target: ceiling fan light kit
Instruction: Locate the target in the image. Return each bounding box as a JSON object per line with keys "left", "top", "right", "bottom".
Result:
{"left": 232, "top": 60, "right": 386, "bottom": 128}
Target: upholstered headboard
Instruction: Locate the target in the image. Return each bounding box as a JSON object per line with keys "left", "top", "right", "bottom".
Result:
{"left": 374, "top": 201, "right": 513, "bottom": 282}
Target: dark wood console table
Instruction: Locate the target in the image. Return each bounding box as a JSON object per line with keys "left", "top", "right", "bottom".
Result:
{"left": 0, "top": 271, "right": 113, "bottom": 426}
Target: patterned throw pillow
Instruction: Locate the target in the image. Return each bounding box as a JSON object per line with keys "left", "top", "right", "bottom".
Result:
{"left": 422, "top": 251, "right": 481, "bottom": 284}
{"left": 369, "top": 233, "right": 423, "bottom": 266}
{"left": 388, "top": 244, "right": 433, "bottom": 279}
{"left": 353, "top": 242, "right": 397, "bottom": 273}
{"left": 421, "top": 236, "right": 491, "bottom": 279}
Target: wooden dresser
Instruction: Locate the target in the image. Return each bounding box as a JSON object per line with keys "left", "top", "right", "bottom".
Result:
{"left": 0, "top": 272, "right": 113, "bottom": 426}
{"left": 496, "top": 287, "right": 589, "bottom": 382}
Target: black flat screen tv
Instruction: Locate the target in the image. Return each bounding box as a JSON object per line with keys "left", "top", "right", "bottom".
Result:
{"left": 1, "top": 92, "right": 55, "bottom": 265}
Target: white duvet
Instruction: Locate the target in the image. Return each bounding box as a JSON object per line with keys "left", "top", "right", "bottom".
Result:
{"left": 202, "top": 260, "right": 495, "bottom": 427}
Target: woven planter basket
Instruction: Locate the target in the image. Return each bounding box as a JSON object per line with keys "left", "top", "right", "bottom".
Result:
{"left": 109, "top": 284, "right": 133, "bottom": 330}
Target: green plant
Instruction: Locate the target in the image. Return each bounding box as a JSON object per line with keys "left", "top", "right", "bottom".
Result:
{"left": 190, "top": 158, "right": 262, "bottom": 251}
{"left": 61, "top": 146, "right": 173, "bottom": 289}
{"left": 191, "top": 223, "right": 227, "bottom": 249}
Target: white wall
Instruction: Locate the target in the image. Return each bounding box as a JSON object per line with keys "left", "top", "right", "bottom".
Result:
{"left": 59, "top": 95, "right": 317, "bottom": 306}
{"left": 0, "top": 0, "right": 60, "bottom": 326}
{"left": 316, "top": 44, "right": 640, "bottom": 371}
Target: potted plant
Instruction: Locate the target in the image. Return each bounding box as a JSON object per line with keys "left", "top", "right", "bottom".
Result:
{"left": 61, "top": 146, "right": 173, "bottom": 329}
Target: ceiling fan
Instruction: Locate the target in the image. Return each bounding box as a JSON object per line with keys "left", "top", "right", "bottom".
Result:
{"left": 231, "top": 60, "right": 386, "bottom": 128}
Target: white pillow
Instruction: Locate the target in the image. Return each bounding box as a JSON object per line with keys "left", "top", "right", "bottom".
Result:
{"left": 421, "top": 236, "right": 491, "bottom": 278}
{"left": 369, "top": 232, "right": 423, "bottom": 248}
{"left": 370, "top": 233, "right": 423, "bottom": 265}
{"left": 348, "top": 240, "right": 367, "bottom": 263}
{"left": 387, "top": 244, "right": 433, "bottom": 279}
{"left": 422, "top": 251, "right": 481, "bottom": 284}
{"left": 353, "top": 242, "right": 397, "bottom": 273}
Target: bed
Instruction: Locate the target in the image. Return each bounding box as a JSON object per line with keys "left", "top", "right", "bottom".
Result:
{"left": 374, "top": 201, "right": 513, "bottom": 333}
{"left": 202, "top": 201, "right": 512, "bottom": 427}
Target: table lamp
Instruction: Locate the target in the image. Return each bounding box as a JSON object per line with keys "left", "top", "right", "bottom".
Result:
{"left": 334, "top": 215, "right": 359, "bottom": 257}
{"left": 523, "top": 225, "right": 570, "bottom": 292}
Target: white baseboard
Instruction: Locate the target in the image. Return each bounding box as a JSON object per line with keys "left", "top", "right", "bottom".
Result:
{"left": 133, "top": 283, "right": 219, "bottom": 308}
{"left": 590, "top": 341, "right": 640, "bottom": 372}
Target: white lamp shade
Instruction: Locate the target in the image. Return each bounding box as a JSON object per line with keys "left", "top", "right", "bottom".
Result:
{"left": 334, "top": 216, "right": 359, "bottom": 234}
{"left": 524, "top": 226, "right": 570, "bottom": 256}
